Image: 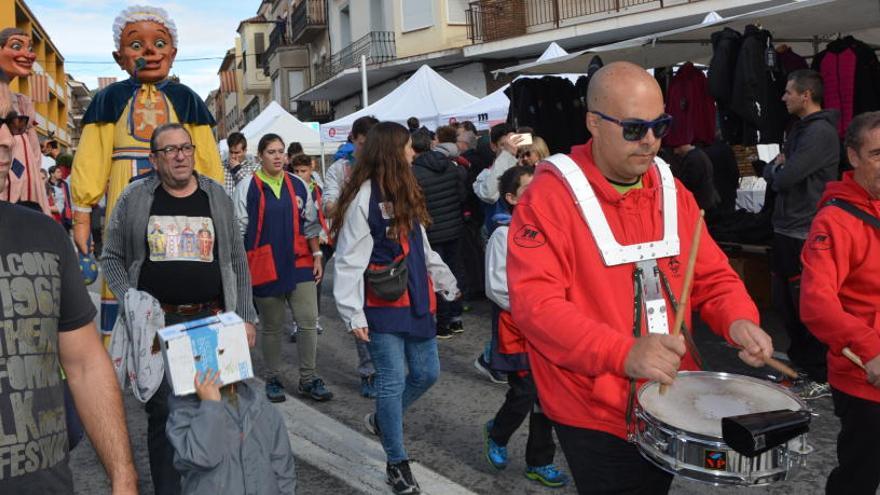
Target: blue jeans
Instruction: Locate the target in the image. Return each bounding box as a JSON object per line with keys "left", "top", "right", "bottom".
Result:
{"left": 368, "top": 332, "right": 440, "bottom": 463}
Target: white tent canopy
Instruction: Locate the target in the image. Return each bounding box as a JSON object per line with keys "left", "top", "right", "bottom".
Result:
{"left": 320, "top": 65, "right": 477, "bottom": 142}
{"left": 439, "top": 84, "right": 511, "bottom": 131}
{"left": 439, "top": 43, "right": 574, "bottom": 131}
{"left": 494, "top": 0, "right": 880, "bottom": 75}
{"left": 219, "top": 101, "right": 322, "bottom": 156}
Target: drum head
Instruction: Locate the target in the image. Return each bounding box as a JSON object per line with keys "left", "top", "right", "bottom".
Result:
{"left": 638, "top": 372, "right": 803, "bottom": 438}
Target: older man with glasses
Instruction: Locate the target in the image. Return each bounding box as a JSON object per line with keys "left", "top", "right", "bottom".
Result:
{"left": 101, "top": 122, "right": 257, "bottom": 494}
{"left": 505, "top": 62, "right": 775, "bottom": 495}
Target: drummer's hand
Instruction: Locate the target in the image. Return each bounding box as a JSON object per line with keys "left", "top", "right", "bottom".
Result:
{"left": 729, "top": 319, "right": 773, "bottom": 367}
{"left": 865, "top": 354, "right": 880, "bottom": 388}
{"left": 624, "top": 334, "right": 686, "bottom": 385}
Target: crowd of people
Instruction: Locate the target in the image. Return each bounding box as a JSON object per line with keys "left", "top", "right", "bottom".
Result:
{"left": 3, "top": 5, "right": 880, "bottom": 495}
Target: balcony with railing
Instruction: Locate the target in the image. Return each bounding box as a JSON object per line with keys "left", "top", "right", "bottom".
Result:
{"left": 466, "top": 0, "right": 700, "bottom": 44}
{"left": 291, "top": 0, "right": 327, "bottom": 44}
{"left": 262, "top": 21, "right": 288, "bottom": 75}
{"left": 314, "top": 31, "right": 396, "bottom": 84}
{"left": 295, "top": 99, "right": 334, "bottom": 123}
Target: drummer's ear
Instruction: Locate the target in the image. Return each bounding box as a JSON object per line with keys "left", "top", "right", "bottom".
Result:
{"left": 586, "top": 112, "right": 601, "bottom": 136}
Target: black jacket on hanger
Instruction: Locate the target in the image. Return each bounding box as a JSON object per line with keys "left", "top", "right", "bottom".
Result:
{"left": 730, "top": 25, "right": 786, "bottom": 144}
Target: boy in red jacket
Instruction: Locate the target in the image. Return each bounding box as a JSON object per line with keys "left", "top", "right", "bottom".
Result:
{"left": 506, "top": 62, "right": 774, "bottom": 494}
{"left": 801, "top": 111, "right": 880, "bottom": 495}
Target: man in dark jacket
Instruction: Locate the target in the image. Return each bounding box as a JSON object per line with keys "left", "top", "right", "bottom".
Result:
{"left": 763, "top": 69, "right": 840, "bottom": 399}
{"left": 411, "top": 129, "right": 466, "bottom": 338}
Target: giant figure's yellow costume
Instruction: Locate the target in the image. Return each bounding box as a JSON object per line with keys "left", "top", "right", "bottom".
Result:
{"left": 70, "top": 6, "right": 222, "bottom": 334}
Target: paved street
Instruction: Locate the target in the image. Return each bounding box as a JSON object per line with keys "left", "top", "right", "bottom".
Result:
{"left": 71, "top": 265, "right": 842, "bottom": 494}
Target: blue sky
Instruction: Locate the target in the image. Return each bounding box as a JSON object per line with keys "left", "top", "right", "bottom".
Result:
{"left": 27, "top": 0, "right": 259, "bottom": 99}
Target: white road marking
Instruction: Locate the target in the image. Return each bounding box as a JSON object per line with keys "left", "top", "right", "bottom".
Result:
{"left": 265, "top": 380, "right": 478, "bottom": 495}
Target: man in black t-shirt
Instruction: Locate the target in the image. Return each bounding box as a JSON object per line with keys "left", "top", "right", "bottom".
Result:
{"left": 102, "top": 122, "right": 257, "bottom": 494}
{"left": 0, "top": 118, "right": 137, "bottom": 494}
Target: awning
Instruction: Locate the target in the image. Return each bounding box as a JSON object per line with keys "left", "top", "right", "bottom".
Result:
{"left": 294, "top": 48, "right": 468, "bottom": 102}
{"left": 494, "top": 0, "right": 880, "bottom": 75}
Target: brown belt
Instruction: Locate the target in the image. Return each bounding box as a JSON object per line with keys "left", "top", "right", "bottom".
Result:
{"left": 160, "top": 299, "right": 222, "bottom": 316}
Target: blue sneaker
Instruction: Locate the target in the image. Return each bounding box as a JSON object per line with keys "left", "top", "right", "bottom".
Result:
{"left": 483, "top": 420, "right": 508, "bottom": 469}
{"left": 265, "top": 378, "right": 286, "bottom": 403}
{"left": 525, "top": 464, "right": 570, "bottom": 488}
{"left": 361, "top": 375, "right": 377, "bottom": 398}
{"left": 297, "top": 377, "right": 334, "bottom": 401}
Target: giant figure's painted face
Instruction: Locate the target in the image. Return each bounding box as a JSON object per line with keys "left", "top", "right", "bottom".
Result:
{"left": 113, "top": 21, "right": 177, "bottom": 83}
{"left": 0, "top": 33, "right": 35, "bottom": 78}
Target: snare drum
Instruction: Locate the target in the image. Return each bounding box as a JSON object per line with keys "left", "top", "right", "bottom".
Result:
{"left": 635, "top": 371, "right": 812, "bottom": 486}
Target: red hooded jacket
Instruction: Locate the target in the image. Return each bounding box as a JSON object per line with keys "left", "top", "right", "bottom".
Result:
{"left": 801, "top": 172, "right": 880, "bottom": 403}
{"left": 507, "top": 141, "right": 760, "bottom": 440}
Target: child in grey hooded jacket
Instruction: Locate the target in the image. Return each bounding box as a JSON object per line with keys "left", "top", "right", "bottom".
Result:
{"left": 167, "top": 371, "right": 296, "bottom": 494}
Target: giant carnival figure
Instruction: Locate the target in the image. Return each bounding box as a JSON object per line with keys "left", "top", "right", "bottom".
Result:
{"left": 70, "top": 6, "right": 224, "bottom": 337}
{"left": 0, "top": 27, "right": 50, "bottom": 213}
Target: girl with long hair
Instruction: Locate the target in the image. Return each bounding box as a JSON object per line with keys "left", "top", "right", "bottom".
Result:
{"left": 332, "top": 122, "right": 459, "bottom": 495}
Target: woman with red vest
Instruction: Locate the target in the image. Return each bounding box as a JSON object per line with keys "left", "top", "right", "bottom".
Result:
{"left": 332, "top": 122, "right": 460, "bottom": 495}
{"left": 234, "top": 133, "right": 333, "bottom": 404}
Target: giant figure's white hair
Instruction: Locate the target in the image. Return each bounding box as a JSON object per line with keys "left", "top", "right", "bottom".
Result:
{"left": 113, "top": 6, "right": 178, "bottom": 49}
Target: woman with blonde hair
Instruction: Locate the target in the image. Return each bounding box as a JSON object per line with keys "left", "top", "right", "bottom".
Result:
{"left": 332, "top": 121, "right": 459, "bottom": 495}
{"left": 517, "top": 135, "right": 550, "bottom": 166}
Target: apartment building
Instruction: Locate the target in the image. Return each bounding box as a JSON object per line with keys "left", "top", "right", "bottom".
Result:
{"left": 462, "top": 0, "right": 790, "bottom": 62}
{"left": 237, "top": 11, "right": 276, "bottom": 127}
{"left": 292, "top": 0, "right": 485, "bottom": 120}
{"left": 66, "top": 75, "right": 90, "bottom": 151}
{"left": 0, "top": 0, "right": 70, "bottom": 147}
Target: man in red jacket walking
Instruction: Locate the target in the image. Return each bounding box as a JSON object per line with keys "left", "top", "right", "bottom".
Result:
{"left": 507, "top": 62, "right": 775, "bottom": 494}
{"left": 801, "top": 111, "right": 880, "bottom": 495}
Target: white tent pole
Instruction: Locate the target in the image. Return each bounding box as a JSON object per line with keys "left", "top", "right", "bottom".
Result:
{"left": 361, "top": 55, "right": 369, "bottom": 108}
{"left": 321, "top": 142, "right": 326, "bottom": 177}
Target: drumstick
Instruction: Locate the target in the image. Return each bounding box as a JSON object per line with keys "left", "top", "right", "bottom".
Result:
{"left": 763, "top": 356, "right": 799, "bottom": 380}
{"left": 660, "top": 210, "right": 704, "bottom": 396}
{"left": 843, "top": 347, "right": 866, "bottom": 371}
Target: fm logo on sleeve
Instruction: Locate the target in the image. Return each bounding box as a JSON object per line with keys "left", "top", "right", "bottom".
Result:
{"left": 513, "top": 225, "right": 547, "bottom": 248}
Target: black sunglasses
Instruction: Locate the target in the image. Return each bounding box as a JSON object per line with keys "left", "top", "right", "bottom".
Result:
{"left": 0, "top": 113, "right": 29, "bottom": 135}
{"left": 591, "top": 111, "right": 673, "bottom": 142}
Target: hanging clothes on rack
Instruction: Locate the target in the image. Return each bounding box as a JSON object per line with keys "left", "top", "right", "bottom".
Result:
{"left": 776, "top": 44, "right": 808, "bottom": 73}
{"left": 729, "top": 25, "right": 787, "bottom": 145}
{"left": 709, "top": 27, "right": 743, "bottom": 144}
{"left": 664, "top": 62, "right": 716, "bottom": 147}
{"left": 812, "top": 35, "right": 880, "bottom": 138}
{"left": 505, "top": 76, "right": 589, "bottom": 154}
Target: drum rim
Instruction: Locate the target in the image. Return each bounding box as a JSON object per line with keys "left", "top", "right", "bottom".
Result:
{"left": 636, "top": 371, "right": 808, "bottom": 438}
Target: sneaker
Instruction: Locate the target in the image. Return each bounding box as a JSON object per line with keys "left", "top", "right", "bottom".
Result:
{"left": 297, "top": 377, "right": 334, "bottom": 401}
{"left": 360, "top": 375, "right": 377, "bottom": 398}
{"left": 449, "top": 320, "right": 464, "bottom": 334}
{"left": 386, "top": 460, "right": 420, "bottom": 494}
{"left": 484, "top": 420, "right": 508, "bottom": 469}
{"left": 793, "top": 379, "right": 831, "bottom": 400}
{"left": 525, "top": 464, "right": 570, "bottom": 488}
{"left": 316, "top": 319, "right": 324, "bottom": 335}
{"left": 265, "top": 378, "right": 286, "bottom": 403}
{"left": 364, "top": 412, "right": 381, "bottom": 436}
{"left": 436, "top": 325, "right": 453, "bottom": 340}
{"left": 474, "top": 355, "right": 508, "bottom": 385}
{"left": 288, "top": 322, "right": 299, "bottom": 343}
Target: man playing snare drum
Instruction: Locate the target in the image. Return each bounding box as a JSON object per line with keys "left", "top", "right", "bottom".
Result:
{"left": 506, "top": 62, "right": 775, "bottom": 494}
{"left": 801, "top": 111, "right": 880, "bottom": 495}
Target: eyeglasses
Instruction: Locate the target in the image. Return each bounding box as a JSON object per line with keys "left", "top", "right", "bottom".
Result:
{"left": 516, "top": 150, "right": 535, "bottom": 159}
{"left": 0, "top": 113, "right": 29, "bottom": 135}
{"left": 153, "top": 144, "right": 196, "bottom": 157}
{"left": 591, "top": 110, "right": 673, "bottom": 142}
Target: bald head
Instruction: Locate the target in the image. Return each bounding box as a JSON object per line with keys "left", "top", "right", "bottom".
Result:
{"left": 587, "top": 62, "right": 662, "bottom": 112}
{"left": 585, "top": 62, "right": 667, "bottom": 184}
